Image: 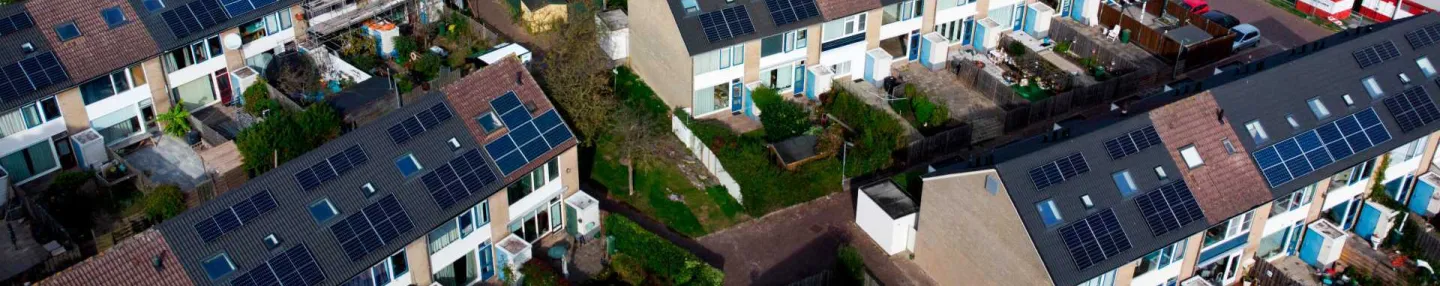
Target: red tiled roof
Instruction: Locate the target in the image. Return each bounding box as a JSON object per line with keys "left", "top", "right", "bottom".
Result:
{"left": 40, "top": 230, "right": 193, "bottom": 286}
{"left": 816, "top": 0, "right": 880, "bottom": 20}
{"left": 1149, "top": 92, "right": 1273, "bottom": 224}
{"left": 440, "top": 57, "right": 574, "bottom": 182}
{"left": 26, "top": 0, "right": 159, "bottom": 82}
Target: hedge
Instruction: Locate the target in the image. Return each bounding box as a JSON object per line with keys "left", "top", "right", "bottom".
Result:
{"left": 751, "top": 87, "right": 810, "bottom": 141}
{"left": 606, "top": 215, "right": 723, "bottom": 285}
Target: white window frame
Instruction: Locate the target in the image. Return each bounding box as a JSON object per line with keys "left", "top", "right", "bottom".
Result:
{"left": 1203, "top": 211, "right": 1254, "bottom": 249}
{"left": 1245, "top": 120, "right": 1269, "bottom": 144}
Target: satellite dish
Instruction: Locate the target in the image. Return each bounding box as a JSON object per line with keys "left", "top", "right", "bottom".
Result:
{"left": 223, "top": 33, "right": 243, "bottom": 50}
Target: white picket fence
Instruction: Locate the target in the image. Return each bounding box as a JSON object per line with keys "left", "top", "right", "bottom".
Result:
{"left": 671, "top": 114, "right": 744, "bottom": 204}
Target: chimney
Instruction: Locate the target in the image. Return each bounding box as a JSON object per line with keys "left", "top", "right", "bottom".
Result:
{"left": 1216, "top": 108, "right": 1225, "bottom": 123}
{"left": 151, "top": 254, "right": 165, "bottom": 272}
{"left": 514, "top": 71, "right": 522, "bottom": 86}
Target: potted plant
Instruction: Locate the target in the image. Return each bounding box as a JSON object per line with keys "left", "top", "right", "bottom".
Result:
{"left": 157, "top": 107, "right": 198, "bottom": 144}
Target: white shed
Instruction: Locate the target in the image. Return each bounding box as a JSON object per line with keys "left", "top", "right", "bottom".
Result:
{"left": 597, "top": 10, "right": 629, "bottom": 61}
{"left": 856, "top": 181, "right": 918, "bottom": 255}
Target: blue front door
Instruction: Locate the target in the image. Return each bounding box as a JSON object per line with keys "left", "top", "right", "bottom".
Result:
{"left": 793, "top": 63, "right": 805, "bottom": 95}
{"left": 730, "top": 80, "right": 743, "bottom": 114}
{"left": 479, "top": 243, "right": 496, "bottom": 281}
{"left": 908, "top": 31, "right": 921, "bottom": 61}
{"left": 1012, "top": 4, "right": 1026, "bottom": 31}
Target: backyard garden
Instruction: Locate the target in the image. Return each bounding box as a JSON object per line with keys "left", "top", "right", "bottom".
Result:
{"left": 332, "top": 11, "right": 494, "bottom": 96}
{"left": 39, "top": 170, "right": 188, "bottom": 251}
{"left": 603, "top": 215, "right": 724, "bottom": 285}
{"left": 999, "top": 40, "right": 1075, "bottom": 101}
{"left": 886, "top": 83, "right": 952, "bottom": 134}
{"left": 234, "top": 82, "right": 344, "bottom": 176}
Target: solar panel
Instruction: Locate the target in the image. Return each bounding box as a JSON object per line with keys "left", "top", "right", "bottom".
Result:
{"left": 1355, "top": 41, "right": 1402, "bottom": 68}
{"left": 221, "top": 0, "right": 280, "bottom": 18}
{"left": 1027, "top": 153, "right": 1090, "bottom": 189}
{"left": 767, "top": 0, "right": 820, "bottom": 26}
{"left": 700, "top": 6, "right": 756, "bottom": 42}
{"left": 387, "top": 103, "right": 455, "bottom": 144}
{"left": 1384, "top": 85, "right": 1440, "bottom": 133}
{"left": 213, "top": 209, "right": 242, "bottom": 232}
{"left": 423, "top": 149, "right": 499, "bottom": 208}
{"left": 230, "top": 244, "right": 326, "bottom": 286}
{"left": 294, "top": 145, "right": 369, "bottom": 191}
{"left": 0, "top": 52, "right": 68, "bottom": 103}
{"left": 193, "top": 190, "right": 279, "bottom": 243}
{"left": 1103, "top": 126, "right": 1162, "bottom": 160}
{"left": 1134, "top": 180, "right": 1205, "bottom": 236}
{"left": 331, "top": 195, "right": 414, "bottom": 261}
{"left": 1253, "top": 108, "right": 1390, "bottom": 187}
{"left": 1058, "top": 209, "right": 1131, "bottom": 270}
{"left": 1408, "top": 23, "right": 1440, "bottom": 49}
{"left": 194, "top": 217, "right": 222, "bottom": 242}
{"left": 430, "top": 102, "right": 452, "bottom": 122}
{"left": 0, "top": 12, "right": 33, "bottom": 35}
{"left": 250, "top": 190, "right": 276, "bottom": 212}
{"left": 161, "top": 0, "right": 232, "bottom": 39}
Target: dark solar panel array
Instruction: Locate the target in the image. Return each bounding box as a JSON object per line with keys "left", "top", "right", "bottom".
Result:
{"left": 329, "top": 195, "right": 415, "bottom": 261}
{"left": 160, "top": 0, "right": 230, "bottom": 39}
{"left": 1058, "top": 209, "right": 1131, "bottom": 270}
{"left": 387, "top": 102, "right": 454, "bottom": 144}
{"left": 1026, "top": 153, "right": 1090, "bottom": 190}
{"left": 293, "top": 145, "right": 369, "bottom": 191}
{"left": 0, "top": 12, "right": 33, "bottom": 36}
{"left": 1103, "top": 126, "right": 1162, "bottom": 160}
{"left": 765, "top": 0, "right": 819, "bottom": 26}
{"left": 1134, "top": 180, "right": 1205, "bottom": 236}
{"left": 1383, "top": 85, "right": 1440, "bottom": 133}
{"left": 192, "top": 190, "right": 278, "bottom": 242}
{"left": 228, "top": 244, "right": 326, "bottom": 286}
{"left": 221, "top": 0, "right": 280, "bottom": 18}
{"left": 698, "top": 6, "right": 756, "bottom": 42}
{"left": 483, "top": 92, "right": 576, "bottom": 175}
{"left": 0, "top": 52, "right": 69, "bottom": 103}
{"left": 420, "top": 149, "right": 499, "bottom": 209}
{"left": 1353, "top": 40, "right": 1402, "bottom": 68}
{"left": 1406, "top": 23, "right": 1440, "bottom": 49}
{"left": 1253, "top": 108, "right": 1390, "bottom": 187}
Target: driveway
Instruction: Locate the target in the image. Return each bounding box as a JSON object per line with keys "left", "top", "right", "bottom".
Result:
{"left": 1205, "top": 0, "right": 1333, "bottom": 48}
{"left": 698, "top": 192, "right": 934, "bottom": 285}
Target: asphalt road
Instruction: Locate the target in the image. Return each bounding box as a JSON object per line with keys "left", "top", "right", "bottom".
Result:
{"left": 1205, "top": 0, "right": 1334, "bottom": 48}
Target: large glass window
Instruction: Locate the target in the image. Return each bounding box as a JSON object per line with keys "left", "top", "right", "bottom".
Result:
{"left": 1133, "top": 239, "right": 1187, "bottom": 277}
{"left": 1112, "top": 170, "right": 1138, "bottom": 196}
{"left": 0, "top": 140, "right": 58, "bottom": 183}
{"left": 308, "top": 199, "right": 339, "bottom": 223}
{"left": 1037, "top": 199, "right": 1062, "bottom": 227}
{"left": 240, "top": 8, "right": 294, "bottom": 44}
{"left": 54, "top": 22, "right": 80, "bottom": 42}
{"left": 395, "top": 154, "right": 423, "bottom": 178}
{"left": 1420, "top": 57, "right": 1437, "bottom": 77}
{"left": 164, "top": 36, "right": 224, "bottom": 71}
{"left": 761, "top": 29, "right": 807, "bottom": 57}
{"left": 822, "top": 14, "right": 867, "bottom": 41}
{"left": 80, "top": 67, "right": 143, "bottom": 105}
{"left": 508, "top": 195, "right": 564, "bottom": 242}
{"left": 692, "top": 44, "right": 745, "bottom": 75}
{"left": 93, "top": 107, "right": 143, "bottom": 145}
{"left": 882, "top": 0, "right": 923, "bottom": 24}
{"left": 1203, "top": 211, "right": 1253, "bottom": 248}
{"left": 1271, "top": 184, "right": 1316, "bottom": 216}
{"left": 432, "top": 250, "right": 478, "bottom": 286}
{"left": 1389, "top": 136, "right": 1428, "bottom": 163}
{"left": 202, "top": 254, "right": 236, "bottom": 280}
{"left": 1329, "top": 159, "right": 1376, "bottom": 188}
{"left": 506, "top": 158, "right": 558, "bottom": 203}
{"left": 101, "top": 7, "right": 128, "bottom": 28}
{"left": 1256, "top": 223, "right": 1304, "bottom": 259}
{"left": 347, "top": 250, "right": 408, "bottom": 286}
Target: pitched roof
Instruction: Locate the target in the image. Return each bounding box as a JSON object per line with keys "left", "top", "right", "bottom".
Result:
{"left": 924, "top": 12, "right": 1440, "bottom": 285}
{"left": 131, "top": 0, "right": 302, "bottom": 52}
{"left": 40, "top": 230, "right": 194, "bottom": 286}
{"left": 154, "top": 58, "right": 576, "bottom": 285}
{"left": 668, "top": 0, "right": 829, "bottom": 55}
{"left": 27, "top": 0, "right": 159, "bottom": 82}
{"left": 0, "top": 4, "right": 72, "bottom": 113}
{"left": 441, "top": 57, "right": 574, "bottom": 182}
{"left": 814, "top": 0, "right": 879, "bottom": 20}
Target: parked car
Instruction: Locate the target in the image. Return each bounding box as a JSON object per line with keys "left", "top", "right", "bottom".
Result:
{"left": 1232, "top": 24, "right": 1261, "bottom": 51}
{"left": 1202, "top": 11, "right": 1240, "bottom": 29}
{"left": 1182, "top": 0, "right": 1211, "bottom": 14}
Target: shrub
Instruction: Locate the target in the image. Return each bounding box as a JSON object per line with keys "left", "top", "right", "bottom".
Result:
{"left": 752, "top": 87, "right": 810, "bottom": 141}
{"left": 1054, "top": 40, "right": 1072, "bottom": 54}
{"left": 393, "top": 36, "right": 419, "bottom": 59}
{"left": 242, "top": 80, "right": 275, "bottom": 115}
{"left": 606, "top": 215, "right": 722, "bottom": 285}
{"left": 611, "top": 253, "right": 647, "bottom": 285}
{"left": 1006, "top": 41, "right": 1027, "bottom": 57}
{"left": 412, "top": 53, "right": 444, "bottom": 81}
{"left": 157, "top": 107, "right": 192, "bottom": 138}
{"left": 520, "top": 259, "right": 568, "bottom": 286}
{"left": 836, "top": 246, "right": 866, "bottom": 284}
{"left": 144, "top": 185, "right": 186, "bottom": 221}
{"left": 236, "top": 105, "right": 343, "bottom": 175}
{"left": 396, "top": 79, "right": 415, "bottom": 94}
{"left": 822, "top": 88, "right": 907, "bottom": 176}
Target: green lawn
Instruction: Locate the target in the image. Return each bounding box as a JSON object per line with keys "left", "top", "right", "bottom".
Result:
{"left": 587, "top": 67, "right": 745, "bottom": 237}
{"left": 681, "top": 116, "right": 844, "bottom": 216}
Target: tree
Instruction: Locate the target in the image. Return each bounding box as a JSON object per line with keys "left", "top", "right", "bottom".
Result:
{"left": 242, "top": 79, "right": 280, "bottom": 115}
{"left": 339, "top": 32, "right": 379, "bottom": 72}
{"left": 752, "top": 87, "right": 810, "bottom": 141}
{"left": 532, "top": 4, "right": 618, "bottom": 146}
{"left": 144, "top": 185, "right": 187, "bottom": 221}
{"left": 609, "top": 103, "right": 665, "bottom": 195}
{"left": 393, "top": 36, "right": 419, "bottom": 59}
{"left": 236, "top": 105, "right": 343, "bottom": 175}
{"left": 157, "top": 106, "right": 192, "bottom": 138}
{"left": 269, "top": 54, "right": 323, "bottom": 98}
{"left": 412, "top": 53, "right": 444, "bottom": 81}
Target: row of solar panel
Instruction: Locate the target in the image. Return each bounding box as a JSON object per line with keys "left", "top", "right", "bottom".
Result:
{"left": 1059, "top": 209, "right": 1132, "bottom": 270}
{"left": 221, "top": 0, "right": 280, "bottom": 18}
{"left": 1253, "top": 108, "right": 1391, "bottom": 187}
{"left": 1027, "top": 153, "right": 1091, "bottom": 190}
{"left": 1383, "top": 85, "right": 1440, "bottom": 133}
{"left": 330, "top": 195, "right": 415, "bottom": 261}
{"left": 484, "top": 91, "right": 576, "bottom": 175}
{"left": 228, "top": 244, "right": 327, "bottom": 286}
{"left": 1353, "top": 40, "right": 1401, "bottom": 69}
{"left": 160, "top": 0, "right": 230, "bottom": 39}
{"left": 387, "top": 103, "right": 455, "bottom": 144}
{"left": 699, "top": 6, "right": 756, "bottom": 43}
{"left": 422, "top": 149, "right": 499, "bottom": 209}
{"left": 193, "top": 190, "right": 278, "bottom": 242}
{"left": 1406, "top": 23, "right": 1440, "bottom": 50}
{"left": 1134, "top": 180, "right": 1205, "bottom": 237}
{"left": 0, "top": 12, "right": 33, "bottom": 36}
{"left": 0, "top": 52, "right": 69, "bottom": 103}
{"left": 293, "top": 145, "right": 370, "bottom": 192}
{"left": 765, "top": 0, "right": 819, "bottom": 27}
{"left": 1103, "top": 126, "right": 1162, "bottom": 160}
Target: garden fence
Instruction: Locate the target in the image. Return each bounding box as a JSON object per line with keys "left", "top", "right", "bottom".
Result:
{"left": 670, "top": 115, "right": 744, "bottom": 204}
{"left": 1095, "top": 0, "right": 1237, "bottom": 70}
{"left": 898, "top": 123, "right": 973, "bottom": 167}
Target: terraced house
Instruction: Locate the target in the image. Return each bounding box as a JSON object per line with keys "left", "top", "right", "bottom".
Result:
{"left": 629, "top": 0, "right": 1085, "bottom": 118}
{"left": 41, "top": 58, "right": 600, "bottom": 286}
{"left": 0, "top": 0, "right": 304, "bottom": 186}
{"left": 885, "top": 13, "right": 1440, "bottom": 286}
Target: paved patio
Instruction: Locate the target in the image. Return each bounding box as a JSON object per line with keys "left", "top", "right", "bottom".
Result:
{"left": 0, "top": 214, "right": 50, "bottom": 282}
{"left": 123, "top": 136, "right": 207, "bottom": 191}
{"left": 894, "top": 63, "right": 1005, "bottom": 142}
